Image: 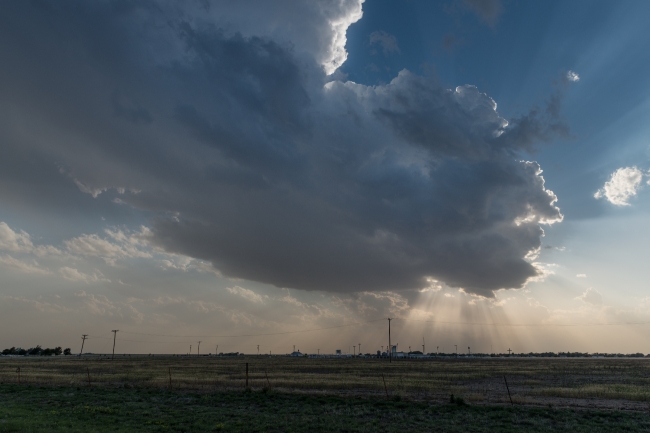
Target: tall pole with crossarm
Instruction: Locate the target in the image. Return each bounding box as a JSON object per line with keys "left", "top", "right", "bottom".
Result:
{"left": 111, "top": 330, "right": 118, "bottom": 360}
{"left": 80, "top": 334, "right": 88, "bottom": 356}
{"left": 387, "top": 318, "right": 392, "bottom": 363}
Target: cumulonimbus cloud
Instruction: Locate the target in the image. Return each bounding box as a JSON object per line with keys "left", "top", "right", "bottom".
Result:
{"left": 0, "top": 0, "right": 570, "bottom": 298}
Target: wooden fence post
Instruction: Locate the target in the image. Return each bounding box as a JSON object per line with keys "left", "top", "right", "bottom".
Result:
{"left": 382, "top": 373, "right": 389, "bottom": 399}
{"left": 503, "top": 375, "right": 513, "bottom": 406}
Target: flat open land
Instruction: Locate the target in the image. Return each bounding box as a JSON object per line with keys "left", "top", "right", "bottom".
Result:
{"left": 2, "top": 356, "right": 650, "bottom": 431}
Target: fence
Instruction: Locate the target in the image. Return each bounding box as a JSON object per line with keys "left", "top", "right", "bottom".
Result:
{"left": 2, "top": 356, "right": 650, "bottom": 408}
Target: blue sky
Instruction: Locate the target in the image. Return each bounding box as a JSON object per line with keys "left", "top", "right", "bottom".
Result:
{"left": 1, "top": 0, "right": 650, "bottom": 355}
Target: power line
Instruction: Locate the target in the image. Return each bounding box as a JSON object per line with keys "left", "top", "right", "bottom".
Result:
{"left": 119, "top": 318, "right": 386, "bottom": 339}
{"left": 396, "top": 318, "right": 650, "bottom": 327}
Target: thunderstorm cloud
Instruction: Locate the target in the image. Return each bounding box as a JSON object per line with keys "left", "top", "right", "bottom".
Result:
{"left": 0, "top": 0, "right": 567, "bottom": 298}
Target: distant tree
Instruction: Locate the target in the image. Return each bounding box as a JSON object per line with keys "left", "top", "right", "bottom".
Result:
{"left": 17, "top": 348, "right": 27, "bottom": 355}
{"left": 63, "top": 348, "right": 71, "bottom": 356}
{"left": 27, "top": 346, "right": 42, "bottom": 356}
{"left": 53, "top": 347, "right": 62, "bottom": 356}
{"left": 42, "top": 348, "right": 53, "bottom": 356}
{"left": 2, "top": 347, "right": 16, "bottom": 355}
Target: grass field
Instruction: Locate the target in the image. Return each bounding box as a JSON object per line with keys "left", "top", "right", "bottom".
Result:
{"left": 2, "top": 356, "right": 650, "bottom": 431}
{"left": 3, "top": 384, "right": 650, "bottom": 432}
{"left": 3, "top": 356, "right": 650, "bottom": 409}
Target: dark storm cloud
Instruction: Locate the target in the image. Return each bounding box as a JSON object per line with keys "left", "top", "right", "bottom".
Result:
{"left": 0, "top": 0, "right": 565, "bottom": 297}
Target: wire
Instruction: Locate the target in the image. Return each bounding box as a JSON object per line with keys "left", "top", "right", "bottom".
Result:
{"left": 397, "top": 318, "right": 650, "bottom": 327}
{"left": 119, "top": 318, "right": 386, "bottom": 339}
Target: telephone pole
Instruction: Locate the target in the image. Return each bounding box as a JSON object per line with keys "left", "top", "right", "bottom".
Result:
{"left": 358, "top": 343, "right": 361, "bottom": 355}
{"left": 387, "top": 318, "right": 392, "bottom": 363}
{"left": 197, "top": 341, "right": 201, "bottom": 356}
{"left": 80, "top": 334, "right": 88, "bottom": 356}
{"left": 422, "top": 337, "right": 425, "bottom": 354}
{"left": 111, "top": 330, "right": 118, "bottom": 360}
{"left": 257, "top": 345, "right": 260, "bottom": 355}
{"left": 454, "top": 345, "right": 457, "bottom": 357}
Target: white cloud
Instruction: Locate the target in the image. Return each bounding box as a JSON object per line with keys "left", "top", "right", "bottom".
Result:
{"left": 59, "top": 267, "right": 110, "bottom": 283}
{"left": 594, "top": 166, "right": 644, "bottom": 205}
{"left": 566, "top": 70, "right": 580, "bottom": 82}
{"left": 576, "top": 287, "right": 602, "bottom": 306}
{"left": 64, "top": 231, "right": 151, "bottom": 263}
{"left": 227, "top": 286, "right": 265, "bottom": 303}
{"left": 576, "top": 273, "right": 586, "bottom": 278}
{"left": 0, "top": 222, "right": 62, "bottom": 257}
{"left": 0, "top": 254, "right": 51, "bottom": 275}
{"left": 0, "top": 222, "right": 34, "bottom": 253}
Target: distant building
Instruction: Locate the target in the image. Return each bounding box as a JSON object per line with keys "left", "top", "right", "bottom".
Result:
{"left": 290, "top": 351, "right": 303, "bottom": 357}
{"left": 335, "top": 349, "right": 342, "bottom": 355}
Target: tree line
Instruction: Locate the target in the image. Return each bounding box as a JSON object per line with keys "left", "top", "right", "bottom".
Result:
{"left": 2, "top": 346, "right": 72, "bottom": 356}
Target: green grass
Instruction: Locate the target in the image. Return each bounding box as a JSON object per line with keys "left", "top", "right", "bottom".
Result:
{"left": 1, "top": 384, "right": 650, "bottom": 432}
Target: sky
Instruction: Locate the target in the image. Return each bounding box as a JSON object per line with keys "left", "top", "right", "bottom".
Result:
{"left": 1, "top": 0, "right": 650, "bottom": 355}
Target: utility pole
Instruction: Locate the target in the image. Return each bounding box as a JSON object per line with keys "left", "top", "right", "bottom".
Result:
{"left": 508, "top": 348, "right": 512, "bottom": 356}
{"left": 190, "top": 345, "right": 192, "bottom": 356}
{"left": 80, "top": 334, "right": 88, "bottom": 356}
{"left": 216, "top": 345, "right": 218, "bottom": 355}
{"left": 468, "top": 346, "right": 470, "bottom": 355}
{"left": 197, "top": 341, "right": 201, "bottom": 356}
{"left": 293, "top": 345, "right": 295, "bottom": 353}
{"left": 353, "top": 345, "right": 356, "bottom": 356}
{"left": 387, "top": 318, "right": 392, "bottom": 363}
{"left": 111, "top": 330, "right": 118, "bottom": 360}
{"left": 318, "top": 349, "right": 320, "bottom": 355}
{"left": 422, "top": 337, "right": 425, "bottom": 354}
{"left": 257, "top": 345, "right": 260, "bottom": 355}
{"left": 358, "top": 343, "right": 361, "bottom": 355}
{"left": 409, "top": 345, "right": 411, "bottom": 353}
{"left": 436, "top": 346, "right": 439, "bottom": 356}
{"left": 454, "top": 345, "right": 457, "bottom": 356}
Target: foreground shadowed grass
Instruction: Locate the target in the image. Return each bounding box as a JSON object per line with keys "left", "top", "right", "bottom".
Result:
{"left": 1, "top": 384, "right": 650, "bottom": 433}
